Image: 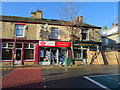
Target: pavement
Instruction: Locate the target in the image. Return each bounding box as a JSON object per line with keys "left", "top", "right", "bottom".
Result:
{"left": 0, "top": 67, "right": 43, "bottom": 88}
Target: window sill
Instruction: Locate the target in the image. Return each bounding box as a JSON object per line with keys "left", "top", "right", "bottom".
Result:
{"left": 12, "top": 37, "right": 27, "bottom": 39}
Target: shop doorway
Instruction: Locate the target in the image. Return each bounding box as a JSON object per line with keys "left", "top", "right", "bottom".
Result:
{"left": 14, "top": 49, "right": 21, "bottom": 65}
{"left": 83, "top": 50, "right": 87, "bottom": 59}
{"left": 51, "top": 48, "right": 58, "bottom": 65}
{"left": 39, "top": 48, "right": 59, "bottom": 65}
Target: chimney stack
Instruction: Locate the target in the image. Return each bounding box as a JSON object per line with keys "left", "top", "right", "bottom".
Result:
{"left": 31, "top": 12, "right": 36, "bottom": 18}
{"left": 79, "top": 16, "right": 83, "bottom": 23}
{"left": 30, "top": 9, "right": 42, "bottom": 19}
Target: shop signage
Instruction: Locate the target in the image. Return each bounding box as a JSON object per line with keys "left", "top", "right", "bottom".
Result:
{"left": 74, "top": 44, "right": 94, "bottom": 46}
{"left": 56, "top": 41, "right": 70, "bottom": 47}
{"left": 39, "top": 41, "right": 70, "bottom": 47}
{"left": 39, "top": 41, "right": 55, "bottom": 47}
{"left": 73, "top": 47, "right": 87, "bottom": 49}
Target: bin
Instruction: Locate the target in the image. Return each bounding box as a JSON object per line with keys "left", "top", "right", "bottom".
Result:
{"left": 64, "top": 57, "right": 70, "bottom": 66}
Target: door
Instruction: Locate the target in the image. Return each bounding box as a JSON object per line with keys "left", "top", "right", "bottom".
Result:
{"left": 14, "top": 49, "right": 21, "bottom": 65}
{"left": 83, "top": 50, "right": 87, "bottom": 59}
{"left": 51, "top": 48, "right": 58, "bottom": 65}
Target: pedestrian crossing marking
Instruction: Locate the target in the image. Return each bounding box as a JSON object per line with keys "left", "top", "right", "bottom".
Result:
{"left": 84, "top": 74, "right": 119, "bottom": 89}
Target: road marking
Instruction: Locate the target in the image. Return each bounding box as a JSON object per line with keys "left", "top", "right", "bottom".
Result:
{"left": 43, "top": 86, "right": 46, "bottom": 88}
{"left": 85, "top": 74, "right": 119, "bottom": 77}
{"left": 84, "top": 76, "right": 111, "bottom": 90}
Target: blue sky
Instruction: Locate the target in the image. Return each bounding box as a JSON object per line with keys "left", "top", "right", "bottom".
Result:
{"left": 1, "top": 2, "right": 118, "bottom": 28}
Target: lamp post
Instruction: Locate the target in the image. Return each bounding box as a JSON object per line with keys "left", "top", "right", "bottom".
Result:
{"left": 12, "top": 25, "right": 16, "bottom": 68}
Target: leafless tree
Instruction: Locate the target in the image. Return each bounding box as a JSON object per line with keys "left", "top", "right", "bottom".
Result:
{"left": 59, "top": 1, "right": 81, "bottom": 64}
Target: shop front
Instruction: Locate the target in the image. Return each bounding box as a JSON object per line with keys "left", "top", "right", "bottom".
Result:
{"left": 1, "top": 39, "right": 38, "bottom": 65}
{"left": 39, "top": 41, "right": 71, "bottom": 65}
{"left": 73, "top": 42, "right": 101, "bottom": 62}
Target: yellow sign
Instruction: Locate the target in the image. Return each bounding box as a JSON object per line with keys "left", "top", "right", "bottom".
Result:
{"left": 74, "top": 44, "right": 94, "bottom": 46}
{"left": 14, "top": 54, "right": 16, "bottom": 58}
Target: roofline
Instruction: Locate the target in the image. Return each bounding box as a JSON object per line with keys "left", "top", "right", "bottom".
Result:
{"left": 0, "top": 15, "right": 102, "bottom": 29}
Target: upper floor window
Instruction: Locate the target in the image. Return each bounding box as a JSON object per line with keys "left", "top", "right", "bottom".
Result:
{"left": 81, "top": 29, "right": 88, "bottom": 40}
{"left": 15, "top": 24, "right": 25, "bottom": 37}
{"left": 51, "top": 27, "right": 59, "bottom": 39}
{"left": 105, "top": 38, "right": 109, "bottom": 45}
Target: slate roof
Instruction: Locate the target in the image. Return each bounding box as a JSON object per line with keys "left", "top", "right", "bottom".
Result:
{"left": 0, "top": 15, "right": 101, "bottom": 29}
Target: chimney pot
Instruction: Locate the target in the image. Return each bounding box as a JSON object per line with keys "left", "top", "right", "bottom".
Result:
{"left": 79, "top": 16, "right": 83, "bottom": 23}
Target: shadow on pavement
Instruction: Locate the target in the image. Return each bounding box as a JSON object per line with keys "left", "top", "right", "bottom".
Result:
{"left": 2, "top": 82, "right": 44, "bottom": 89}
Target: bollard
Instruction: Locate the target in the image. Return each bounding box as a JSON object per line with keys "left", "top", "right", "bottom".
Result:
{"left": 64, "top": 57, "right": 70, "bottom": 66}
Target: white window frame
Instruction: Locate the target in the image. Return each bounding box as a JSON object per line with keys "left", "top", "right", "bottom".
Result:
{"left": 105, "top": 38, "right": 109, "bottom": 45}
{"left": 24, "top": 43, "right": 34, "bottom": 49}
{"left": 2, "top": 43, "right": 13, "bottom": 49}
{"left": 82, "top": 29, "right": 88, "bottom": 41}
{"left": 51, "top": 27, "right": 59, "bottom": 39}
{"left": 15, "top": 24, "right": 25, "bottom": 37}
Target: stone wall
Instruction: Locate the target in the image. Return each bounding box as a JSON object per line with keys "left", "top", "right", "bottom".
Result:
{"left": 1, "top": 21, "right": 70, "bottom": 41}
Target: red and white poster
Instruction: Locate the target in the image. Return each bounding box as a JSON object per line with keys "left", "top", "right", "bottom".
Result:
{"left": 39, "top": 41, "right": 55, "bottom": 47}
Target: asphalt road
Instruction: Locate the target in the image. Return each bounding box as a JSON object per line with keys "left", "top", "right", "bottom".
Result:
{"left": 42, "top": 65, "right": 119, "bottom": 88}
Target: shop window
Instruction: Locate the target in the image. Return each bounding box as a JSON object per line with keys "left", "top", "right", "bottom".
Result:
{"left": 8, "top": 43, "right": 13, "bottom": 48}
{"left": 24, "top": 49, "right": 34, "bottom": 59}
{"left": 30, "top": 44, "right": 34, "bottom": 48}
{"left": 24, "top": 44, "right": 29, "bottom": 48}
{"left": 24, "top": 43, "right": 34, "bottom": 48}
{"left": 2, "top": 43, "right": 7, "bottom": 48}
{"left": 2, "top": 49, "right": 12, "bottom": 60}
{"left": 16, "top": 43, "right": 22, "bottom": 48}
{"left": 2, "top": 43, "right": 13, "bottom": 48}
{"left": 15, "top": 25, "right": 25, "bottom": 37}
{"left": 74, "top": 49, "right": 81, "bottom": 59}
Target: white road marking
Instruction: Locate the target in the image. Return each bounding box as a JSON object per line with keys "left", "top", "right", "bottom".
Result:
{"left": 84, "top": 76, "right": 111, "bottom": 90}
{"left": 85, "top": 74, "right": 119, "bottom": 77}
{"left": 43, "top": 86, "right": 46, "bottom": 88}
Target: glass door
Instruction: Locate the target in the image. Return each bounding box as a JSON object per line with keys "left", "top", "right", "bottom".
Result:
{"left": 16, "top": 50, "right": 21, "bottom": 60}
{"left": 51, "top": 48, "right": 58, "bottom": 65}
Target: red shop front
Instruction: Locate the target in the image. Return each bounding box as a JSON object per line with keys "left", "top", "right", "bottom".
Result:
{"left": 36, "top": 41, "right": 71, "bottom": 65}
